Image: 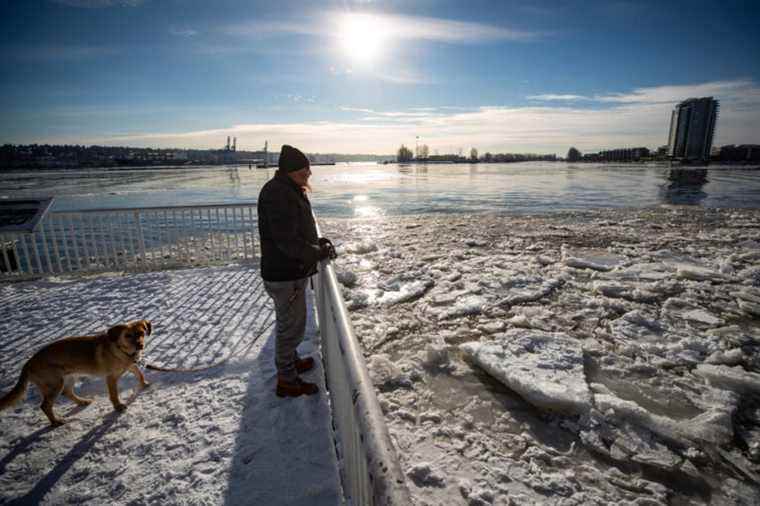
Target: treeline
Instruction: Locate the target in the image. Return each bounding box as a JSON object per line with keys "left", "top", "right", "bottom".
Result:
{"left": 396, "top": 144, "right": 556, "bottom": 163}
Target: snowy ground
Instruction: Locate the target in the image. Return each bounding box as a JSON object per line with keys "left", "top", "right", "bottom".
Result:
{"left": 320, "top": 207, "right": 760, "bottom": 506}
{"left": 0, "top": 265, "right": 342, "bottom": 505}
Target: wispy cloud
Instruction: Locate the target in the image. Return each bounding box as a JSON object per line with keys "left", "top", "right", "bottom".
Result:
{"left": 43, "top": 80, "right": 760, "bottom": 155}
{"left": 285, "top": 94, "right": 316, "bottom": 104}
{"left": 595, "top": 79, "right": 758, "bottom": 105}
{"left": 527, "top": 94, "right": 591, "bottom": 101}
{"left": 531, "top": 80, "right": 759, "bottom": 106}
{"left": 224, "top": 12, "right": 539, "bottom": 43}
{"left": 169, "top": 26, "right": 198, "bottom": 38}
{"left": 349, "top": 13, "right": 539, "bottom": 43}
{"left": 223, "top": 21, "right": 322, "bottom": 38}
{"left": 327, "top": 65, "right": 430, "bottom": 86}
{"left": 52, "top": 0, "right": 145, "bottom": 7}
{"left": 340, "top": 106, "right": 441, "bottom": 118}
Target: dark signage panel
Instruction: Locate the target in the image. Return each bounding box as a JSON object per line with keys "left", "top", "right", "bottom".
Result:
{"left": 0, "top": 198, "right": 54, "bottom": 233}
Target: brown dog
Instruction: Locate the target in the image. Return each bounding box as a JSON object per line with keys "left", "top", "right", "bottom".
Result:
{"left": 0, "top": 320, "right": 152, "bottom": 426}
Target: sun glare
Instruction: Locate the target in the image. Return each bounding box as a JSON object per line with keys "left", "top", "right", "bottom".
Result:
{"left": 338, "top": 14, "right": 387, "bottom": 65}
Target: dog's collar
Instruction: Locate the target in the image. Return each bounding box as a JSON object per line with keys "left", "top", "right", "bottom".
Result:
{"left": 111, "top": 342, "right": 140, "bottom": 363}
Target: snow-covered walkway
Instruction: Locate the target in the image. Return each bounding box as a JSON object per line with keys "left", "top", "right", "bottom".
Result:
{"left": 0, "top": 265, "right": 342, "bottom": 505}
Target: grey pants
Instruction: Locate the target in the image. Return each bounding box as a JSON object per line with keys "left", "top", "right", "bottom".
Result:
{"left": 264, "top": 278, "right": 309, "bottom": 382}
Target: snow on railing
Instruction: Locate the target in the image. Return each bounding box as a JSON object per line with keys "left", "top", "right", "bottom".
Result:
{"left": 0, "top": 203, "right": 257, "bottom": 278}
{"left": 313, "top": 257, "right": 412, "bottom": 505}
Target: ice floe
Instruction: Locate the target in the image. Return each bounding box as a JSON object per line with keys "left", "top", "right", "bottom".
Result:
{"left": 460, "top": 329, "right": 592, "bottom": 416}
{"left": 694, "top": 364, "right": 760, "bottom": 395}
{"left": 562, "top": 247, "right": 627, "bottom": 272}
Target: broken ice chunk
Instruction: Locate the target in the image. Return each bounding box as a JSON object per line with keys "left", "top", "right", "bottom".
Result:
{"left": 737, "top": 287, "right": 760, "bottom": 317}
{"left": 375, "top": 279, "right": 432, "bottom": 306}
{"left": 460, "top": 329, "right": 592, "bottom": 415}
{"left": 562, "top": 247, "right": 626, "bottom": 272}
{"left": 595, "top": 393, "right": 734, "bottom": 447}
{"left": 705, "top": 348, "right": 744, "bottom": 366}
{"left": 344, "top": 240, "right": 378, "bottom": 254}
{"left": 335, "top": 269, "right": 358, "bottom": 287}
{"left": 406, "top": 462, "right": 446, "bottom": 488}
{"left": 496, "top": 279, "right": 562, "bottom": 307}
{"left": 437, "top": 295, "right": 486, "bottom": 320}
{"left": 662, "top": 298, "right": 724, "bottom": 326}
{"left": 675, "top": 264, "right": 728, "bottom": 282}
{"left": 694, "top": 364, "right": 760, "bottom": 396}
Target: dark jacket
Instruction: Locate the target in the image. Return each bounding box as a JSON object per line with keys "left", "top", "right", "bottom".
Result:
{"left": 257, "top": 171, "right": 321, "bottom": 281}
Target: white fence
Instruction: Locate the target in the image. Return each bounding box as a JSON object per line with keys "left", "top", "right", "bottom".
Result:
{"left": 0, "top": 202, "right": 412, "bottom": 504}
{"left": 314, "top": 259, "right": 412, "bottom": 505}
{"left": 0, "top": 204, "right": 258, "bottom": 278}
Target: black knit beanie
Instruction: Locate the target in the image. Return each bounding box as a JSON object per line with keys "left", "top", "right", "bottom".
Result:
{"left": 278, "top": 145, "right": 310, "bottom": 173}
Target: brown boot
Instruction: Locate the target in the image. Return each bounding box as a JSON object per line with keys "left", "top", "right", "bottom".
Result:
{"left": 276, "top": 377, "right": 319, "bottom": 398}
{"left": 295, "top": 356, "right": 315, "bottom": 374}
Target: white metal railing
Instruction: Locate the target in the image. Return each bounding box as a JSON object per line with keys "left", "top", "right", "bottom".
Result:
{"left": 1, "top": 202, "right": 412, "bottom": 503}
{"left": 0, "top": 203, "right": 257, "bottom": 278}
{"left": 313, "top": 258, "right": 412, "bottom": 505}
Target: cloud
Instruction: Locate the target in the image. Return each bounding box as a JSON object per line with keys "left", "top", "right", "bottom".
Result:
{"left": 340, "top": 106, "right": 441, "bottom": 118}
{"left": 223, "top": 21, "right": 323, "bottom": 38}
{"left": 169, "top": 27, "right": 198, "bottom": 38}
{"left": 530, "top": 80, "right": 760, "bottom": 107}
{"left": 41, "top": 80, "right": 760, "bottom": 155}
{"left": 285, "top": 94, "right": 316, "bottom": 104}
{"left": 224, "top": 12, "right": 539, "bottom": 43}
{"left": 52, "top": 0, "right": 145, "bottom": 7}
{"left": 371, "top": 69, "right": 433, "bottom": 85}
{"left": 595, "top": 79, "right": 757, "bottom": 105}
{"left": 527, "top": 94, "right": 591, "bottom": 101}
{"left": 328, "top": 65, "right": 431, "bottom": 86}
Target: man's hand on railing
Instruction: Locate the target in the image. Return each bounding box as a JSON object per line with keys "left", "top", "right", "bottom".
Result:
{"left": 318, "top": 237, "right": 338, "bottom": 261}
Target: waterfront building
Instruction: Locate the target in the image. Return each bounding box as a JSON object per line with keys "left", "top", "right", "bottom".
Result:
{"left": 667, "top": 97, "right": 719, "bottom": 162}
{"left": 588, "top": 147, "right": 650, "bottom": 162}
{"left": 720, "top": 144, "right": 760, "bottom": 162}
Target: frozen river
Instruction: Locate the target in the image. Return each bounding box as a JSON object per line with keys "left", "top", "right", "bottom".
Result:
{"left": 2, "top": 162, "right": 760, "bottom": 215}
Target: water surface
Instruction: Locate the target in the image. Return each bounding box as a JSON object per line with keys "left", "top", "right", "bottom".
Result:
{"left": 2, "top": 162, "right": 759, "bottom": 216}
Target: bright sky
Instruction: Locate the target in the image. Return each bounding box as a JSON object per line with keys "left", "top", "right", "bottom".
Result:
{"left": 1, "top": 0, "right": 759, "bottom": 155}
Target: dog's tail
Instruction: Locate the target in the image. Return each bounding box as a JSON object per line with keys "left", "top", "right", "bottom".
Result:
{"left": 0, "top": 363, "right": 30, "bottom": 412}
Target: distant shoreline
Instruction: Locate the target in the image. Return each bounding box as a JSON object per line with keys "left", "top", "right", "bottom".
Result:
{"left": 1, "top": 160, "right": 759, "bottom": 173}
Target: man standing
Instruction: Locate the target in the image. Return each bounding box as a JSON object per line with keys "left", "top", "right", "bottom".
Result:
{"left": 257, "top": 144, "right": 332, "bottom": 397}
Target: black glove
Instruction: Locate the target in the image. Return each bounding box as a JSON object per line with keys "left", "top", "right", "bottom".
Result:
{"left": 318, "top": 237, "right": 338, "bottom": 260}
{"left": 317, "top": 243, "right": 331, "bottom": 261}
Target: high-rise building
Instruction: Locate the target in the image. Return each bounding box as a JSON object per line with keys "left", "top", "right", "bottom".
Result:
{"left": 667, "top": 97, "right": 719, "bottom": 162}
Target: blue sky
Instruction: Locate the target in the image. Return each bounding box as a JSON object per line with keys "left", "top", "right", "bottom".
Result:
{"left": 1, "top": 0, "right": 759, "bottom": 154}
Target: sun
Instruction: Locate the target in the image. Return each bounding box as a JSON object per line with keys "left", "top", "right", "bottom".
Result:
{"left": 338, "top": 14, "right": 388, "bottom": 65}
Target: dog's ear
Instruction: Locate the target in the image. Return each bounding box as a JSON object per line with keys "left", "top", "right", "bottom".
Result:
{"left": 144, "top": 320, "right": 152, "bottom": 336}
{"left": 107, "top": 324, "right": 127, "bottom": 342}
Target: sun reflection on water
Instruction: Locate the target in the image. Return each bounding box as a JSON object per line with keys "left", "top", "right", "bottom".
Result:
{"left": 354, "top": 205, "right": 382, "bottom": 217}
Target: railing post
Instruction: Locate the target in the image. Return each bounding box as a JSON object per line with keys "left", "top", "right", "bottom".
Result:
{"left": 248, "top": 207, "right": 257, "bottom": 261}
{"left": 134, "top": 209, "right": 147, "bottom": 266}
{"left": 56, "top": 216, "right": 72, "bottom": 273}
{"left": 19, "top": 232, "right": 32, "bottom": 275}
{"left": 39, "top": 223, "right": 54, "bottom": 274}
{"left": 1, "top": 234, "right": 13, "bottom": 274}
{"left": 68, "top": 215, "right": 82, "bottom": 272}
